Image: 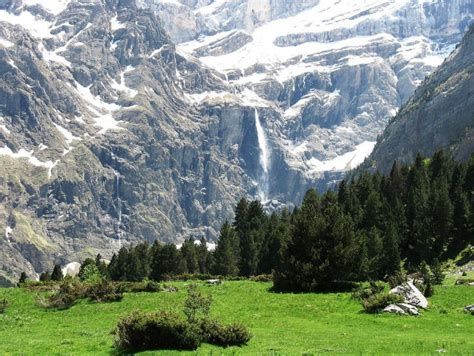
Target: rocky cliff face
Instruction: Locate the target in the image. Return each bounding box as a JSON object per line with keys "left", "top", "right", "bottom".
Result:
{"left": 362, "top": 24, "right": 474, "bottom": 174}
{"left": 0, "top": 0, "right": 472, "bottom": 282}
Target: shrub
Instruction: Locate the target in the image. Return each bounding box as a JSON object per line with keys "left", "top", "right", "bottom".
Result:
{"left": 116, "top": 281, "right": 165, "bottom": 293}
{"left": 388, "top": 271, "right": 407, "bottom": 289}
{"left": 85, "top": 280, "right": 123, "bottom": 303}
{"left": 0, "top": 299, "right": 8, "bottom": 314}
{"left": 430, "top": 259, "right": 445, "bottom": 285}
{"left": 79, "top": 263, "right": 102, "bottom": 284}
{"left": 200, "top": 318, "right": 251, "bottom": 347}
{"left": 351, "top": 281, "right": 385, "bottom": 301}
{"left": 362, "top": 292, "right": 404, "bottom": 314}
{"left": 51, "top": 264, "right": 64, "bottom": 281}
{"left": 114, "top": 311, "right": 201, "bottom": 351}
{"left": 183, "top": 284, "right": 212, "bottom": 322}
{"left": 37, "top": 280, "right": 84, "bottom": 310}
{"left": 250, "top": 274, "right": 273, "bottom": 282}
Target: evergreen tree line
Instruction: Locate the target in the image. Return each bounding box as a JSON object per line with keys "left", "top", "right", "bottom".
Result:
{"left": 91, "top": 152, "right": 473, "bottom": 291}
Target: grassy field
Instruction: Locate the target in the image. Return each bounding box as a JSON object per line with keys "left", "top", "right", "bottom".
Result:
{"left": 0, "top": 278, "right": 473, "bottom": 355}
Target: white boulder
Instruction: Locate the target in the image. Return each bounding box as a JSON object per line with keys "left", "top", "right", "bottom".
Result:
{"left": 384, "top": 304, "right": 406, "bottom": 315}
{"left": 384, "top": 303, "right": 419, "bottom": 316}
{"left": 62, "top": 262, "right": 81, "bottom": 277}
{"left": 390, "top": 281, "right": 428, "bottom": 309}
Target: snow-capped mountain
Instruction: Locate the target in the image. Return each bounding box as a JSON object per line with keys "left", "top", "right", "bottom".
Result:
{"left": 0, "top": 0, "right": 472, "bottom": 281}
{"left": 156, "top": 0, "right": 472, "bottom": 180}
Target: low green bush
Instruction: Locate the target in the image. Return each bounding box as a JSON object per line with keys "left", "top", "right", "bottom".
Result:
{"left": 200, "top": 318, "right": 251, "bottom": 347}
{"left": 351, "top": 281, "right": 385, "bottom": 301}
{"left": 250, "top": 275, "right": 273, "bottom": 282}
{"left": 116, "top": 280, "right": 164, "bottom": 293}
{"left": 114, "top": 311, "right": 201, "bottom": 351}
{"left": 37, "top": 280, "right": 85, "bottom": 310}
{"left": 362, "top": 292, "right": 404, "bottom": 314}
{"left": 113, "top": 283, "right": 252, "bottom": 351}
{"left": 85, "top": 280, "right": 123, "bottom": 303}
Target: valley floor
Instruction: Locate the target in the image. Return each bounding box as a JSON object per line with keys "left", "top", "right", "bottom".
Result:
{"left": 0, "top": 279, "right": 473, "bottom": 354}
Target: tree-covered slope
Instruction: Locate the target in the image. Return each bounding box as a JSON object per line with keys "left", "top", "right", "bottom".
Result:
{"left": 362, "top": 24, "right": 474, "bottom": 174}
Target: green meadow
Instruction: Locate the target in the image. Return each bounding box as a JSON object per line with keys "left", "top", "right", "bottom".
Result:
{"left": 0, "top": 279, "right": 473, "bottom": 355}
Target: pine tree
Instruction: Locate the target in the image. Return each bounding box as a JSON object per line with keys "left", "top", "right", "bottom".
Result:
{"left": 213, "top": 221, "right": 239, "bottom": 276}
{"left": 366, "top": 227, "right": 383, "bottom": 278}
{"left": 429, "top": 176, "right": 453, "bottom": 259}
{"left": 382, "top": 222, "right": 401, "bottom": 277}
{"left": 181, "top": 238, "right": 199, "bottom": 274}
{"left": 274, "top": 189, "right": 325, "bottom": 291}
{"left": 406, "top": 154, "right": 432, "bottom": 266}
{"left": 51, "top": 264, "right": 64, "bottom": 281}
{"left": 239, "top": 200, "right": 266, "bottom": 276}
{"left": 150, "top": 244, "right": 185, "bottom": 281}
{"left": 196, "top": 236, "right": 210, "bottom": 274}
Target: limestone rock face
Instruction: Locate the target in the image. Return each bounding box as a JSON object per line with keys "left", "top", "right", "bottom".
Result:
{"left": 362, "top": 24, "right": 474, "bottom": 173}
{"left": 0, "top": 0, "right": 472, "bottom": 282}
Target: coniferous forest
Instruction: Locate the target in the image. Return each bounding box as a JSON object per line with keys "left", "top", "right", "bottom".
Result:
{"left": 103, "top": 151, "right": 474, "bottom": 292}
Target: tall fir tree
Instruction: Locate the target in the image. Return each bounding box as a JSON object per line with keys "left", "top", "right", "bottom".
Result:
{"left": 213, "top": 221, "right": 239, "bottom": 276}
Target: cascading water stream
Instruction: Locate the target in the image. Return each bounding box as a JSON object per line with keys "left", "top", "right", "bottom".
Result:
{"left": 254, "top": 108, "right": 271, "bottom": 202}
{"left": 113, "top": 169, "right": 122, "bottom": 249}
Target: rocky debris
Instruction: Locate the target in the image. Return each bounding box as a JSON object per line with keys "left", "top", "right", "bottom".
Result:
{"left": 465, "top": 305, "right": 474, "bottom": 315}
{"left": 390, "top": 281, "right": 429, "bottom": 309}
{"left": 384, "top": 303, "right": 420, "bottom": 316}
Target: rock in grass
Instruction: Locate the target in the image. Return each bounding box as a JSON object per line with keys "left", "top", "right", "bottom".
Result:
{"left": 397, "top": 303, "right": 419, "bottom": 316}
{"left": 464, "top": 305, "right": 474, "bottom": 315}
{"left": 384, "top": 304, "right": 406, "bottom": 315}
{"left": 383, "top": 303, "right": 419, "bottom": 316}
{"left": 390, "top": 281, "right": 428, "bottom": 309}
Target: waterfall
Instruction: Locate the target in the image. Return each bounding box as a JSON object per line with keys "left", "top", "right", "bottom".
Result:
{"left": 254, "top": 108, "right": 271, "bottom": 202}
{"left": 113, "top": 169, "right": 122, "bottom": 248}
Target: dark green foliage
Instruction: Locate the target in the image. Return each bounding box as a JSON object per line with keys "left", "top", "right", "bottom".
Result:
{"left": 351, "top": 281, "right": 386, "bottom": 301}
{"left": 388, "top": 271, "right": 408, "bottom": 289}
{"left": 150, "top": 244, "right": 186, "bottom": 281}
{"left": 37, "top": 280, "right": 84, "bottom": 310}
{"left": 200, "top": 319, "right": 251, "bottom": 347}
{"left": 361, "top": 292, "right": 404, "bottom": 314}
{"left": 181, "top": 238, "right": 199, "bottom": 274}
{"left": 430, "top": 259, "right": 445, "bottom": 285}
{"left": 17, "top": 272, "right": 27, "bottom": 286}
{"left": 51, "top": 264, "right": 63, "bottom": 281}
{"left": 85, "top": 280, "right": 123, "bottom": 303}
{"left": 115, "top": 280, "right": 163, "bottom": 293}
{"left": 39, "top": 271, "right": 51, "bottom": 282}
{"left": 114, "top": 311, "right": 202, "bottom": 351}
{"left": 212, "top": 222, "right": 239, "bottom": 276}
{"left": 0, "top": 299, "right": 8, "bottom": 314}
